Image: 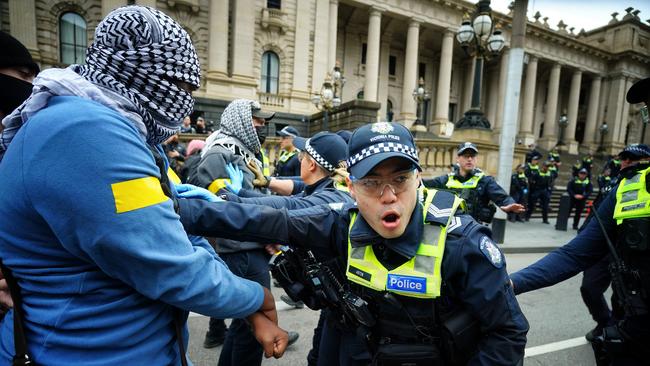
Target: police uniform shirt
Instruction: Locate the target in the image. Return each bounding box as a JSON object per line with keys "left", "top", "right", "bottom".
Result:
{"left": 178, "top": 191, "right": 529, "bottom": 364}
{"left": 423, "top": 173, "right": 516, "bottom": 207}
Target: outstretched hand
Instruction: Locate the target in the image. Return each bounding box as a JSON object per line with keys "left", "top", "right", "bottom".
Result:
{"left": 0, "top": 269, "right": 13, "bottom": 312}
{"left": 500, "top": 203, "right": 526, "bottom": 214}
{"left": 225, "top": 163, "right": 244, "bottom": 194}
{"left": 175, "top": 184, "right": 223, "bottom": 203}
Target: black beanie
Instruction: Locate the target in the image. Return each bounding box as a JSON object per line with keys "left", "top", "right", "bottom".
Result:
{"left": 0, "top": 31, "right": 40, "bottom": 74}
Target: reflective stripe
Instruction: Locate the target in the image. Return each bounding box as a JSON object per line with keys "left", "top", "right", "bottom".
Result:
{"left": 335, "top": 182, "right": 350, "bottom": 192}
{"left": 614, "top": 166, "right": 650, "bottom": 224}
{"left": 208, "top": 178, "right": 231, "bottom": 193}
{"left": 111, "top": 176, "right": 168, "bottom": 213}
{"left": 167, "top": 167, "right": 181, "bottom": 185}
{"left": 346, "top": 188, "right": 462, "bottom": 299}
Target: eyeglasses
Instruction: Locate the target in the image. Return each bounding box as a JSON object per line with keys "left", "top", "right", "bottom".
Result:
{"left": 350, "top": 169, "right": 417, "bottom": 197}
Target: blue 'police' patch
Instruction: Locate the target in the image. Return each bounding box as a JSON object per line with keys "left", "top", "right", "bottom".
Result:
{"left": 386, "top": 274, "right": 426, "bottom": 294}
{"left": 479, "top": 236, "right": 503, "bottom": 268}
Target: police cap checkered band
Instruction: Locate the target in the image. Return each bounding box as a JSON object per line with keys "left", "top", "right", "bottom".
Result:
{"left": 306, "top": 139, "right": 335, "bottom": 172}
{"left": 619, "top": 143, "right": 650, "bottom": 159}
{"left": 347, "top": 142, "right": 419, "bottom": 167}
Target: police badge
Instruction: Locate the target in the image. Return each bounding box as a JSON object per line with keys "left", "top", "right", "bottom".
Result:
{"left": 371, "top": 122, "right": 394, "bottom": 135}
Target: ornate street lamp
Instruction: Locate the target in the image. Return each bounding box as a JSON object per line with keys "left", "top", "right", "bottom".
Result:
{"left": 312, "top": 61, "right": 345, "bottom": 130}
{"left": 412, "top": 77, "right": 431, "bottom": 127}
{"left": 455, "top": 0, "right": 505, "bottom": 129}
{"left": 557, "top": 113, "right": 569, "bottom": 146}
{"left": 598, "top": 122, "right": 609, "bottom": 152}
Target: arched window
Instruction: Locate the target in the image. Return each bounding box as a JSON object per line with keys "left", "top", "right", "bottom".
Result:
{"left": 260, "top": 51, "right": 279, "bottom": 94}
{"left": 59, "top": 12, "right": 87, "bottom": 64}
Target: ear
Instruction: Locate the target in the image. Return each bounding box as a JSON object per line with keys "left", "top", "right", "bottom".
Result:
{"left": 346, "top": 176, "right": 357, "bottom": 200}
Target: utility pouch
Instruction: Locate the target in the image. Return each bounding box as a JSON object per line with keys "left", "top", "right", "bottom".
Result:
{"left": 477, "top": 204, "right": 496, "bottom": 223}
{"left": 599, "top": 325, "right": 628, "bottom": 356}
{"left": 441, "top": 308, "right": 481, "bottom": 364}
{"left": 371, "top": 344, "right": 443, "bottom": 366}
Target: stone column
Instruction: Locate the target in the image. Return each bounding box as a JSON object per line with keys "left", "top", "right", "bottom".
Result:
{"left": 207, "top": 0, "right": 229, "bottom": 78}
{"left": 618, "top": 78, "right": 632, "bottom": 144}
{"left": 538, "top": 63, "right": 562, "bottom": 150}
{"left": 494, "top": 49, "right": 509, "bottom": 131}
{"left": 565, "top": 69, "right": 582, "bottom": 154}
{"left": 8, "top": 0, "right": 39, "bottom": 57}
{"left": 312, "top": 0, "right": 330, "bottom": 93}
{"left": 460, "top": 58, "right": 476, "bottom": 115}
{"left": 518, "top": 55, "right": 538, "bottom": 145}
{"left": 328, "top": 0, "right": 339, "bottom": 70}
{"left": 288, "top": 0, "right": 313, "bottom": 111}
{"left": 581, "top": 76, "right": 602, "bottom": 151}
{"left": 432, "top": 30, "right": 454, "bottom": 129}
{"left": 136, "top": 0, "right": 156, "bottom": 8}
{"left": 377, "top": 34, "right": 392, "bottom": 121}
{"left": 230, "top": 0, "right": 257, "bottom": 98}
{"left": 400, "top": 18, "right": 421, "bottom": 128}
{"left": 363, "top": 6, "right": 383, "bottom": 102}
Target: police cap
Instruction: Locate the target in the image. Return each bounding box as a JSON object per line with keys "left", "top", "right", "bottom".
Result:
{"left": 293, "top": 132, "right": 347, "bottom": 172}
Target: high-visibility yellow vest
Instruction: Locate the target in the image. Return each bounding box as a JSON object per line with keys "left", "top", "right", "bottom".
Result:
{"left": 261, "top": 150, "right": 270, "bottom": 176}
{"left": 278, "top": 149, "right": 298, "bottom": 163}
{"left": 614, "top": 166, "right": 650, "bottom": 224}
{"left": 346, "top": 189, "right": 463, "bottom": 299}
{"left": 527, "top": 163, "right": 539, "bottom": 172}
{"left": 445, "top": 172, "right": 484, "bottom": 189}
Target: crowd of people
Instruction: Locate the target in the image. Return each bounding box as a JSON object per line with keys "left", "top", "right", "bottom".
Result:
{"left": 0, "top": 5, "right": 648, "bottom": 366}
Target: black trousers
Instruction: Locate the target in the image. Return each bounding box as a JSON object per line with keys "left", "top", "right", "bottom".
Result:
{"left": 526, "top": 190, "right": 550, "bottom": 222}
{"left": 508, "top": 191, "right": 527, "bottom": 221}
{"left": 580, "top": 256, "right": 612, "bottom": 327}
{"left": 569, "top": 197, "right": 587, "bottom": 228}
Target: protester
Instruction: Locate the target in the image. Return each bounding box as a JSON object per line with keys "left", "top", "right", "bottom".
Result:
{"left": 180, "top": 116, "right": 195, "bottom": 133}
{"left": 0, "top": 7, "right": 287, "bottom": 364}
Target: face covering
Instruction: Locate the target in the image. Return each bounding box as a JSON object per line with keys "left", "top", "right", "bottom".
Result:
{"left": 0, "top": 73, "right": 32, "bottom": 116}
{"left": 255, "top": 125, "right": 267, "bottom": 145}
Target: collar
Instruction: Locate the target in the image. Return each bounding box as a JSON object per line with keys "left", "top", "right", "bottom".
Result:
{"left": 349, "top": 202, "right": 422, "bottom": 260}
{"left": 620, "top": 161, "right": 650, "bottom": 179}
{"left": 304, "top": 176, "right": 334, "bottom": 196}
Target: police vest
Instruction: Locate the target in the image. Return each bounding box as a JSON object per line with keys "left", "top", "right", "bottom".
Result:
{"left": 278, "top": 149, "right": 298, "bottom": 163}
{"left": 527, "top": 163, "right": 540, "bottom": 174}
{"left": 613, "top": 166, "right": 650, "bottom": 224}
{"left": 539, "top": 171, "right": 551, "bottom": 177}
{"left": 346, "top": 189, "right": 463, "bottom": 299}
{"left": 517, "top": 173, "right": 527, "bottom": 182}
{"left": 261, "top": 150, "right": 270, "bottom": 176}
{"left": 574, "top": 177, "right": 590, "bottom": 185}
{"left": 334, "top": 181, "right": 350, "bottom": 192}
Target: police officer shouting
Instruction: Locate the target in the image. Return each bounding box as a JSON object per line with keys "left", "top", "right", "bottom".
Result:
{"left": 178, "top": 122, "right": 529, "bottom": 365}
{"left": 510, "top": 76, "right": 650, "bottom": 365}
{"left": 423, "top": 142, "right": 525, "bottom": 224}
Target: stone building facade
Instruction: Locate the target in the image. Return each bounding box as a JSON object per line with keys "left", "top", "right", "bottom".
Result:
{"left": 2, "top": 0, "right": 649, "bottom": 157}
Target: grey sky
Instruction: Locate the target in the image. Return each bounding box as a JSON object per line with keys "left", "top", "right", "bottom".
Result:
{"left": 471, "top": 0, "right": 650, "bottom": 32}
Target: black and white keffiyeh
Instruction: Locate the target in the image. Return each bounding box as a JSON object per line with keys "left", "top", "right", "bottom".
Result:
{"left": 0, "top": 5, "right": 200, "bottom": 158}
{"left": 203, "top": 99, "right": 263, "bottom": 156}
{"left": 78, "top": 6, "right": 200, "bottom": 144}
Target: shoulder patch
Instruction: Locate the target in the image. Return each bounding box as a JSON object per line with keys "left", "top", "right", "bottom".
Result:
{"left": 479, "top": 236, "right": 503, "bottom": 268}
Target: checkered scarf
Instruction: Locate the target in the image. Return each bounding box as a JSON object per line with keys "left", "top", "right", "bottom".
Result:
{"left": 77, "top": 6, "right": 200, "bottom": 145}
{"left": 203, "top": 99, "right": 262, "bottom": 156}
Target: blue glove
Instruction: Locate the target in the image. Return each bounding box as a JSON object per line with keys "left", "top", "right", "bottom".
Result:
{"left": 225, "top": 163, "right": 244, "bottom": 194}
{"left": 175, "top": 184, "right": 223, "bottom": 203}
{"left": 523, "top": 189, "right": 528, "bottom": 195}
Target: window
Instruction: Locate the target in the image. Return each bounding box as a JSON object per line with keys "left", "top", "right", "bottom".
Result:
{"left": 389, "top": 55, "right": 396, "bottom": 76}
{"left": 59, "top": 12, "right": 87, "bottom": 65}
{"left": 448, "top": 103, "right": 456, "bottom": 123}
{"left": 261, "top": 51, "right": 279, "bottom": 94}
{"left": 357, "top": 90, "right": 364, "bottom": 100}
{"left": 361, "top": 43, "right": 367, "bottom": 65}
{"left": 267, "top": 0, "right": 281, "bottom": 9}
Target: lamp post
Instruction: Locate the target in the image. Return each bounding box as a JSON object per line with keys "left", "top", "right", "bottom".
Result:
{"left": 557, "top": 113, "right": 568, "bottom": 146}
{"left": 598, "top": 122, "right": 609, "bottom": 152}
{"left": 455, "top": 0, "right": 505, "bottom": 129}
{"left": 312, "top": 62, "right": 345, "bottom": 131}
{"left": 412, "top": 77, "right": 431, "bottom": 128}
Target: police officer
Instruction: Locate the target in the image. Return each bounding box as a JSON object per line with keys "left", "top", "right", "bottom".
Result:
{"left": 510, "top": 76, "right": 650, "bottom": 365}
{"left": 549, "top": 147, "right": 562, "bottom": 167}
{"left": 509, "top": 164, "right": 529, "bottom": 222}
{"left": 423, "top": 142, "right": 525, "bottom": 224}
{"left": 583, "top": 153, "right": 594, "bottom": 177}
{"left": 274, "top": 126, "right": 301, "bottom": 177}
{"left": 178, "top": 122, "right": 529, "bottom": 365}
{"left": 526, "top": 143, "right": 542, "bottom": 163}
{"left": 525, "top": 161, "right": 554, "bottom": 223}
{"left": 525, "top": 155, "right": 541, "bottom": 178}
{"left": 568, "top": 168, "right": 593, "bottom": 229}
